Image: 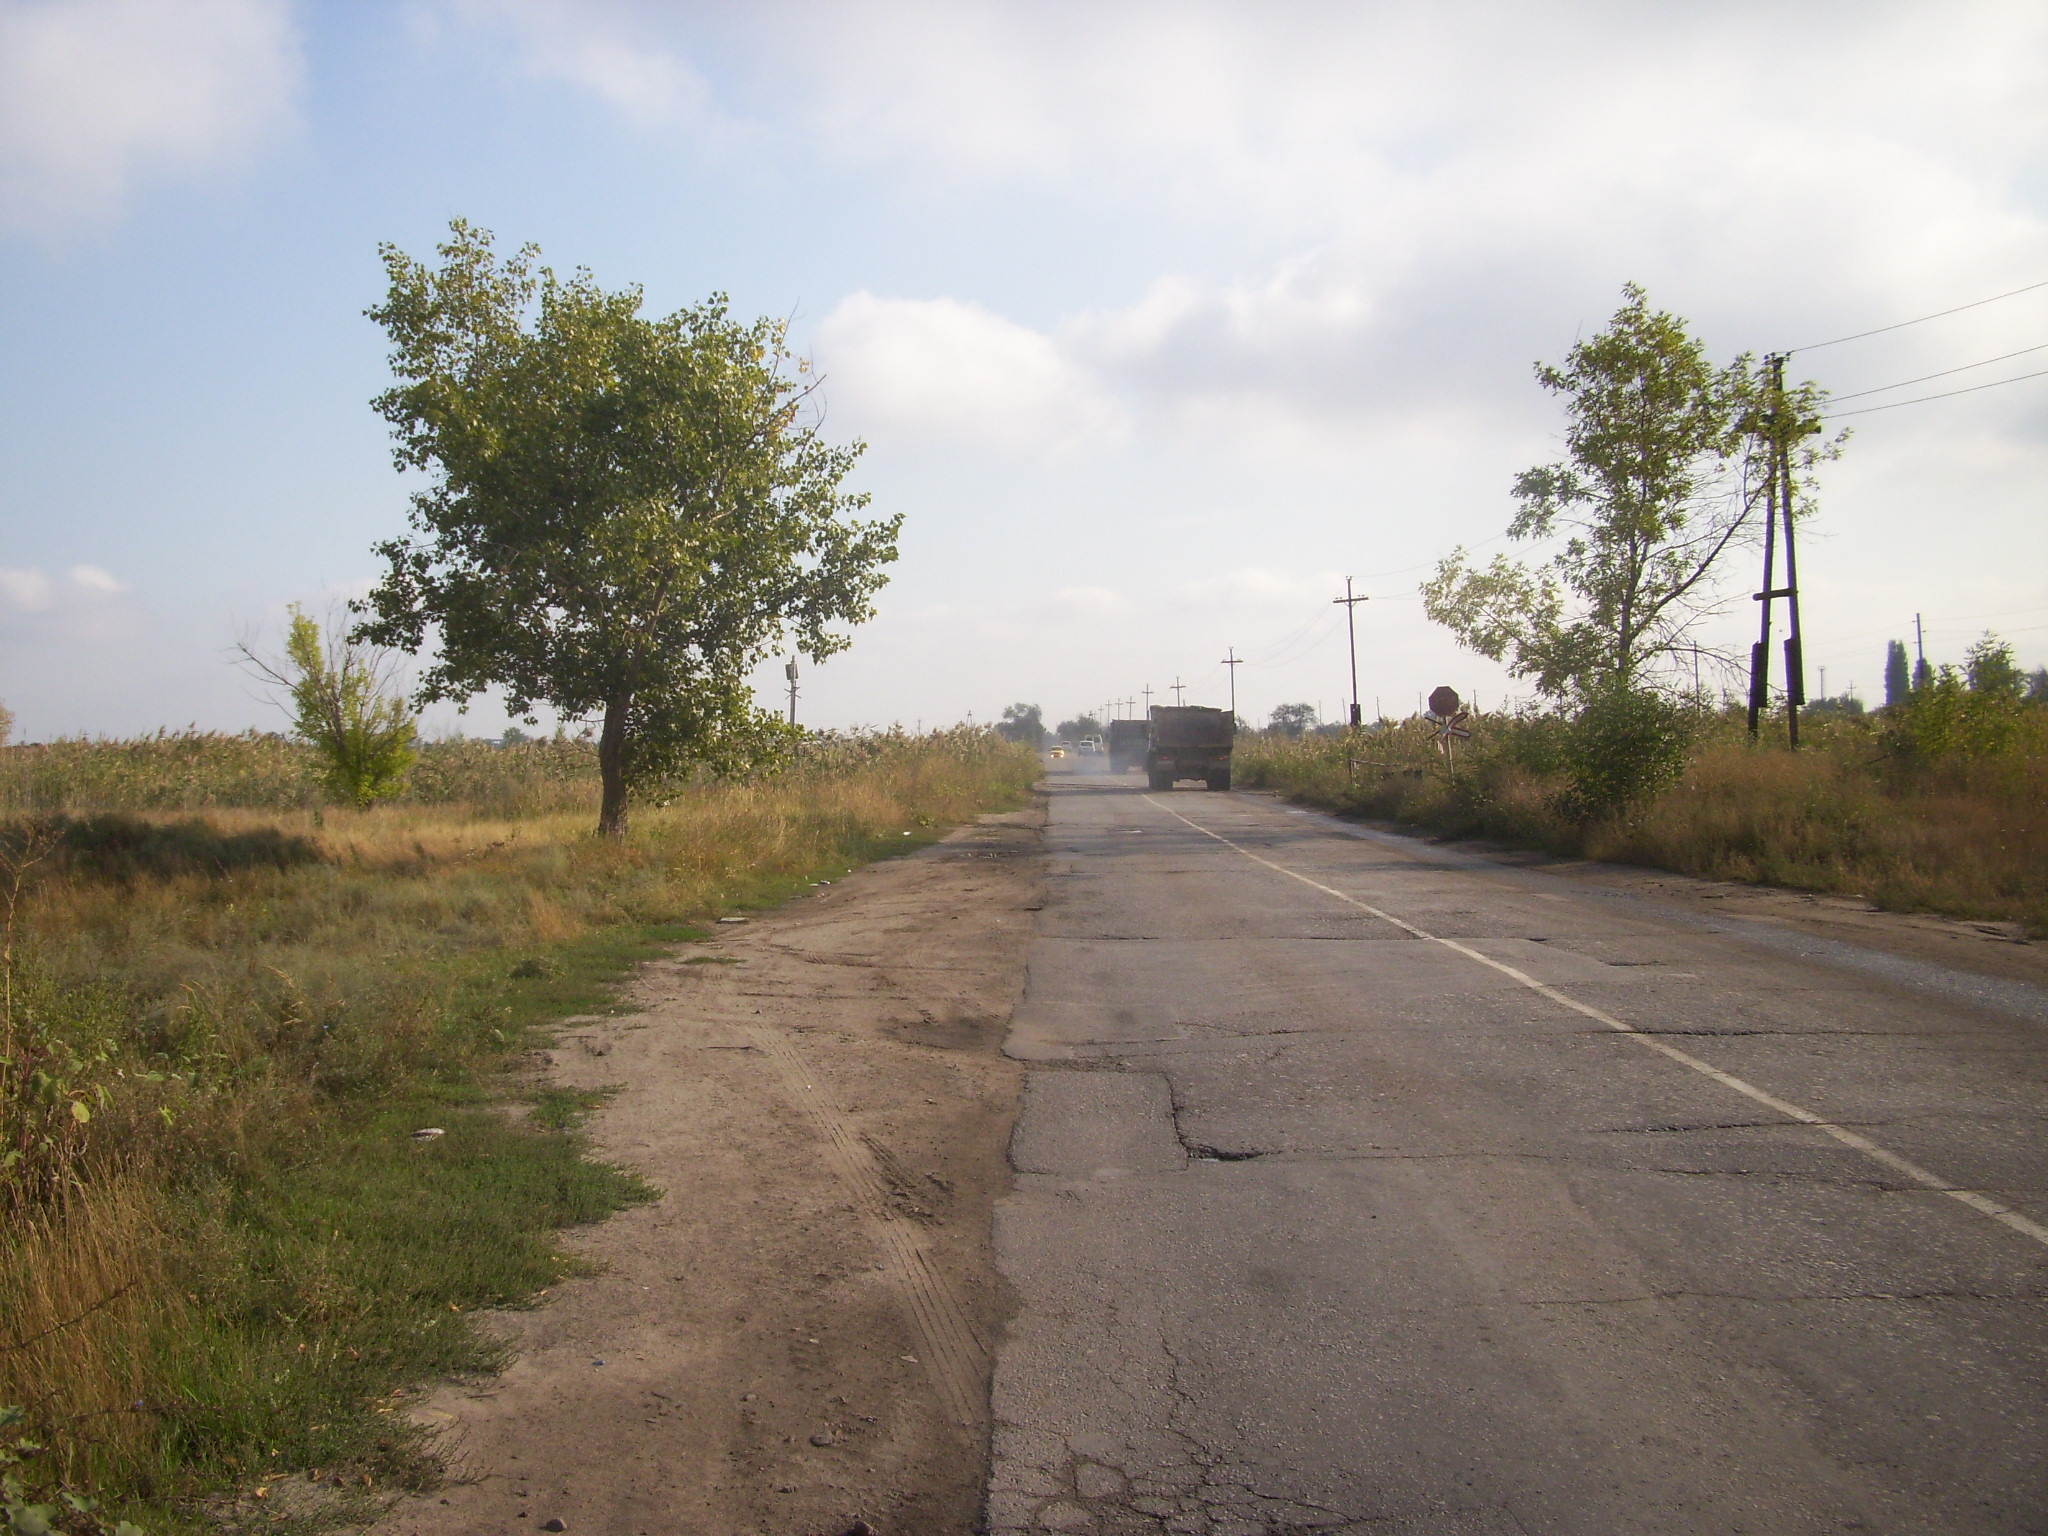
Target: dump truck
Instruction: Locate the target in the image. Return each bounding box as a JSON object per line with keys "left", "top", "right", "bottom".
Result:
{"left": 1145, "top": 705, "right": 1234, "bottom": 791}
{"left": 1107, "top": 718, "right": 1148, "bottom": 773}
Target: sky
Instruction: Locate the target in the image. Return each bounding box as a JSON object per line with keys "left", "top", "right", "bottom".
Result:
{"left": 3, "top": 0, "right": 2046, "bottom": 742}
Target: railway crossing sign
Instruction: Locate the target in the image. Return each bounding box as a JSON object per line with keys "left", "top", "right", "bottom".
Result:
{"left": 1426, "top": 686, "right": 1471, "bottom": 758}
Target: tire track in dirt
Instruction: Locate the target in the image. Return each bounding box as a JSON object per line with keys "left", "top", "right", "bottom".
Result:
{"left": 743, "top": 1023, "right": 990, "bottom": 1428}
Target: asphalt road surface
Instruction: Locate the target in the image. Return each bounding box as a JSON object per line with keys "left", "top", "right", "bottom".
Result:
{"left": 988, "top": 767, "right": 2048, "bottom": 1536}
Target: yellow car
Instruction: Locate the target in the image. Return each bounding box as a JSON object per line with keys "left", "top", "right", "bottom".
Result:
{"left": 1048, "top": 745, "right": 1067, "bottom": 758}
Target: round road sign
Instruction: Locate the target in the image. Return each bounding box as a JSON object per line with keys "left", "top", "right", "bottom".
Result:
{"left": 1427, "top": 685, "right": 1461, "bottom": 718}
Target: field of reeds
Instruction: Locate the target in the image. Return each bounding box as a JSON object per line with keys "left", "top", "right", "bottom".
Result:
{"left": 0, "top": 728, "right": 1039, "bottom": 1535}
{"left": 1236, "top": 707, "right": 2048, "bottom": 934}
{"left": 0, "top": 732, "right": 604, "bottom": 819}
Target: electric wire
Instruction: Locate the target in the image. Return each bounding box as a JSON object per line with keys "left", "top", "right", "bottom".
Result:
{"left": 1246, "top": 608, "right": 1340, "bottom": 670}
{"left": 1238, "top": 602, "right": 1333, "bottom": 661}
{"left": 1827, "top": 340, "right": 2048, "bottom": 401}
{"left": 1825, "top": 366, "right": 2048, "bottom": 418}
{"left": 1786, "top": 277, "right": 2048, "bottom": 354}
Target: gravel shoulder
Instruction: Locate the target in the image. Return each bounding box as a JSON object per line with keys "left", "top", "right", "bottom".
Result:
{"left": 371, "top": 802, "right": 1043, "bottom": 1536}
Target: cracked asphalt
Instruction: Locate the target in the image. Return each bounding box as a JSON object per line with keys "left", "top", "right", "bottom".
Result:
{"left": 987, "top": 771, "right": 2048, "bottom": 1536}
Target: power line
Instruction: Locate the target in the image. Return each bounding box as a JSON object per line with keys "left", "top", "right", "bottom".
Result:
{"left": 1828, "top": 340, "right": 2048, "bottom": 401}
{"left": 1825, "top": 365, "right": 2048, "bottom": 418}
{"left": 1787, "top": 276, "right": 2048, "bottom": 354}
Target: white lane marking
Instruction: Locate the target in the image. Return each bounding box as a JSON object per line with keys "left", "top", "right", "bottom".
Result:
{"left": 1143, "top": 795, "right": 2048, "bottom": 1251}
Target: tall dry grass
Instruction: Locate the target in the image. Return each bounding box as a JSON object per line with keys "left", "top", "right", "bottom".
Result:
{"left": 1237, "top": 709, "right": 2048, "bottom": 932}
{"left": 0, "top": 727, "right": 1038, "bottom": 1532}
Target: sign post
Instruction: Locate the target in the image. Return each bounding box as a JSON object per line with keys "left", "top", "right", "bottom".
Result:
{"left": 1426, "top": 686, "right": 1472, "bottom": 772}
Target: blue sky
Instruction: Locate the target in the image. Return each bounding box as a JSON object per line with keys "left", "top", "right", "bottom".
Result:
{"left": 4, "top": 0, "right": 2046, "bottom": 740}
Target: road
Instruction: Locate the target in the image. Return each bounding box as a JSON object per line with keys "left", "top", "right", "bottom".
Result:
{"left": 987, "top": 767, "right": 2048, "bottom": 1536}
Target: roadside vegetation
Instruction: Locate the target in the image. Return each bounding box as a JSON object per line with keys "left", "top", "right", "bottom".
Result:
{"left": 1238, "top": 648, "right": 2047, "bottom": 933}
{"left": 0, "top": 728, "right": 1037, "bottom": 1535}
{"left": 1238, "top": 284, "right": 2043, "bottom": 936}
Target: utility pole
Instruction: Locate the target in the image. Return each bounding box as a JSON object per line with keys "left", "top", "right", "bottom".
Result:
{"left": 1141, "top": 684, "right": 1153, "bottom": 717}
{"left": 1749, "top": 354, "right": 1809, "bottom": 744}
{"left": 1171, "top": 677, "right": 1186, "bottom": 706}
{"left": 1777, "top": 354, "right": 1806, "bottom": 748}
{"left": 784, "top": 657, "right": 799, "bottom": 726}
{"left": 1221, "top": 648, "right": 1242, "bottom": 724}
{"left": 1333, "top": 578, "right": 1368, "bottom": 728}
{"left": 1915, "top": 613, "right": 1926, "bottom": 676}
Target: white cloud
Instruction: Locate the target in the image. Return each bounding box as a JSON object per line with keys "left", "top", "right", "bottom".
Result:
{"left": 67, "top": 563, "right": 125, "bottom": 593}
{"left": 1172, "top": 568, "right": 1340, "bottom": 612}
{"left": 437, "top": 0, "right": 720, "bottom": 128}
{"left": 0, "top": 568, "right": 55, "bottom": 611}
{"left": 0, "top": 563, "right": 129, "bottom": 612}
{"left": 1048, "top": 585, "right": 1127, "bottom": 619}
{"left": 0, "top": 564, "right": 137, "bottom": 672}
{"left": 0, "top": 0, "right": 302, "bottom": 234}
{"left": 816, "top": 291, "right": 1128, "bottom": 455}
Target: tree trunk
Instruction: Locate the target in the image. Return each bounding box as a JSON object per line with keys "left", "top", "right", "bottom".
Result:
{"left": 597, "top": 695, "right": 630, "bottom": 838}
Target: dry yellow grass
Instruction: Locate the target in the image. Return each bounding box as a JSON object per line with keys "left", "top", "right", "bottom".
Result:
{"left": 0, "top": 1182, "right": 177, "bottom": 1491}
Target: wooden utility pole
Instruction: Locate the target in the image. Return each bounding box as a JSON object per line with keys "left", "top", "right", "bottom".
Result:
{"left": 1221, "top": 648, "right": 1242, "bottom": 724}
{"left": 1777, "top": 354, "right": 1806, "bottom": 748}
{"left": 1333, "top": 578, "right": 1369, "bottom": 728}
{"left": 1171, "top": 677, "right": 1186, "bottom": 705}
{"left": 1750, "top": 353, "right": 1811, "bottom": 744}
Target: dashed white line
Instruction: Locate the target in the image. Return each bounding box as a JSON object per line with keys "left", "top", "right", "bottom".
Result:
{"left": 1143, "top": 795, "right": 2048, "bottom": 1251}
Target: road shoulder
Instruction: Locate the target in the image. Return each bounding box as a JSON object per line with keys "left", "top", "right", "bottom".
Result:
{"left": 371, "top": 802, "right": 1043, "bottom": 1536}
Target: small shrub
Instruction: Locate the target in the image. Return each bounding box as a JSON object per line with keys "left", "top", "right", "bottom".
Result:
{"left": 1560, "top": 687, "right": 1697, "bottom": 818}
{"left": 239, "top": 609, "right": 418, "bottom": 809}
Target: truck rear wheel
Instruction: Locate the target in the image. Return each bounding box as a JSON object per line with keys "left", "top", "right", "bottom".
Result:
{"left": 1206, "top": 768, "right": 1232, "bottom": 792}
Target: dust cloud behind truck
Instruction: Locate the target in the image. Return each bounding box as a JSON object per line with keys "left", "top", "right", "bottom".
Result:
{"left": 1107, "top": 719, "right": 1148, "bottom": 773}
{"left": 1146, "top": 706, "right": 1234, "bottom": 791}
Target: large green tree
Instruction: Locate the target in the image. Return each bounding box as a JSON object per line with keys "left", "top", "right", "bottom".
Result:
{"left": 356, "top": 221, "right": 900, "bottom": 835}
{"left": 1423, "top": 284, "right": 1838, "bottom": 700}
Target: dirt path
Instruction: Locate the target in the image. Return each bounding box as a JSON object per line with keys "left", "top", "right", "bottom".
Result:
{"left": 373, "top": 803, "right": 1043, "bottom": 1536}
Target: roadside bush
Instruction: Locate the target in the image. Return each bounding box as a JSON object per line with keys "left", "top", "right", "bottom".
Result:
{"left": 1881, "top": 635, "right": 2030, "bottom": 765}
{"left": 1559, "top": 686, "right": 1697, "bottom": 818}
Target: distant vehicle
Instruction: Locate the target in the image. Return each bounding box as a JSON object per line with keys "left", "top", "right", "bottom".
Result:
{"left": 1146, "top": 706, "right": 1234, "bottom": 791}
{"left": 1047, "top": 744, "right": 1067, "bottom": 759}
{"left": 1107, "top": 718, "right": 1148, "bottom": 773}
{"left": 1076, "top": 738, "right": 1100, "bottom": 755}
